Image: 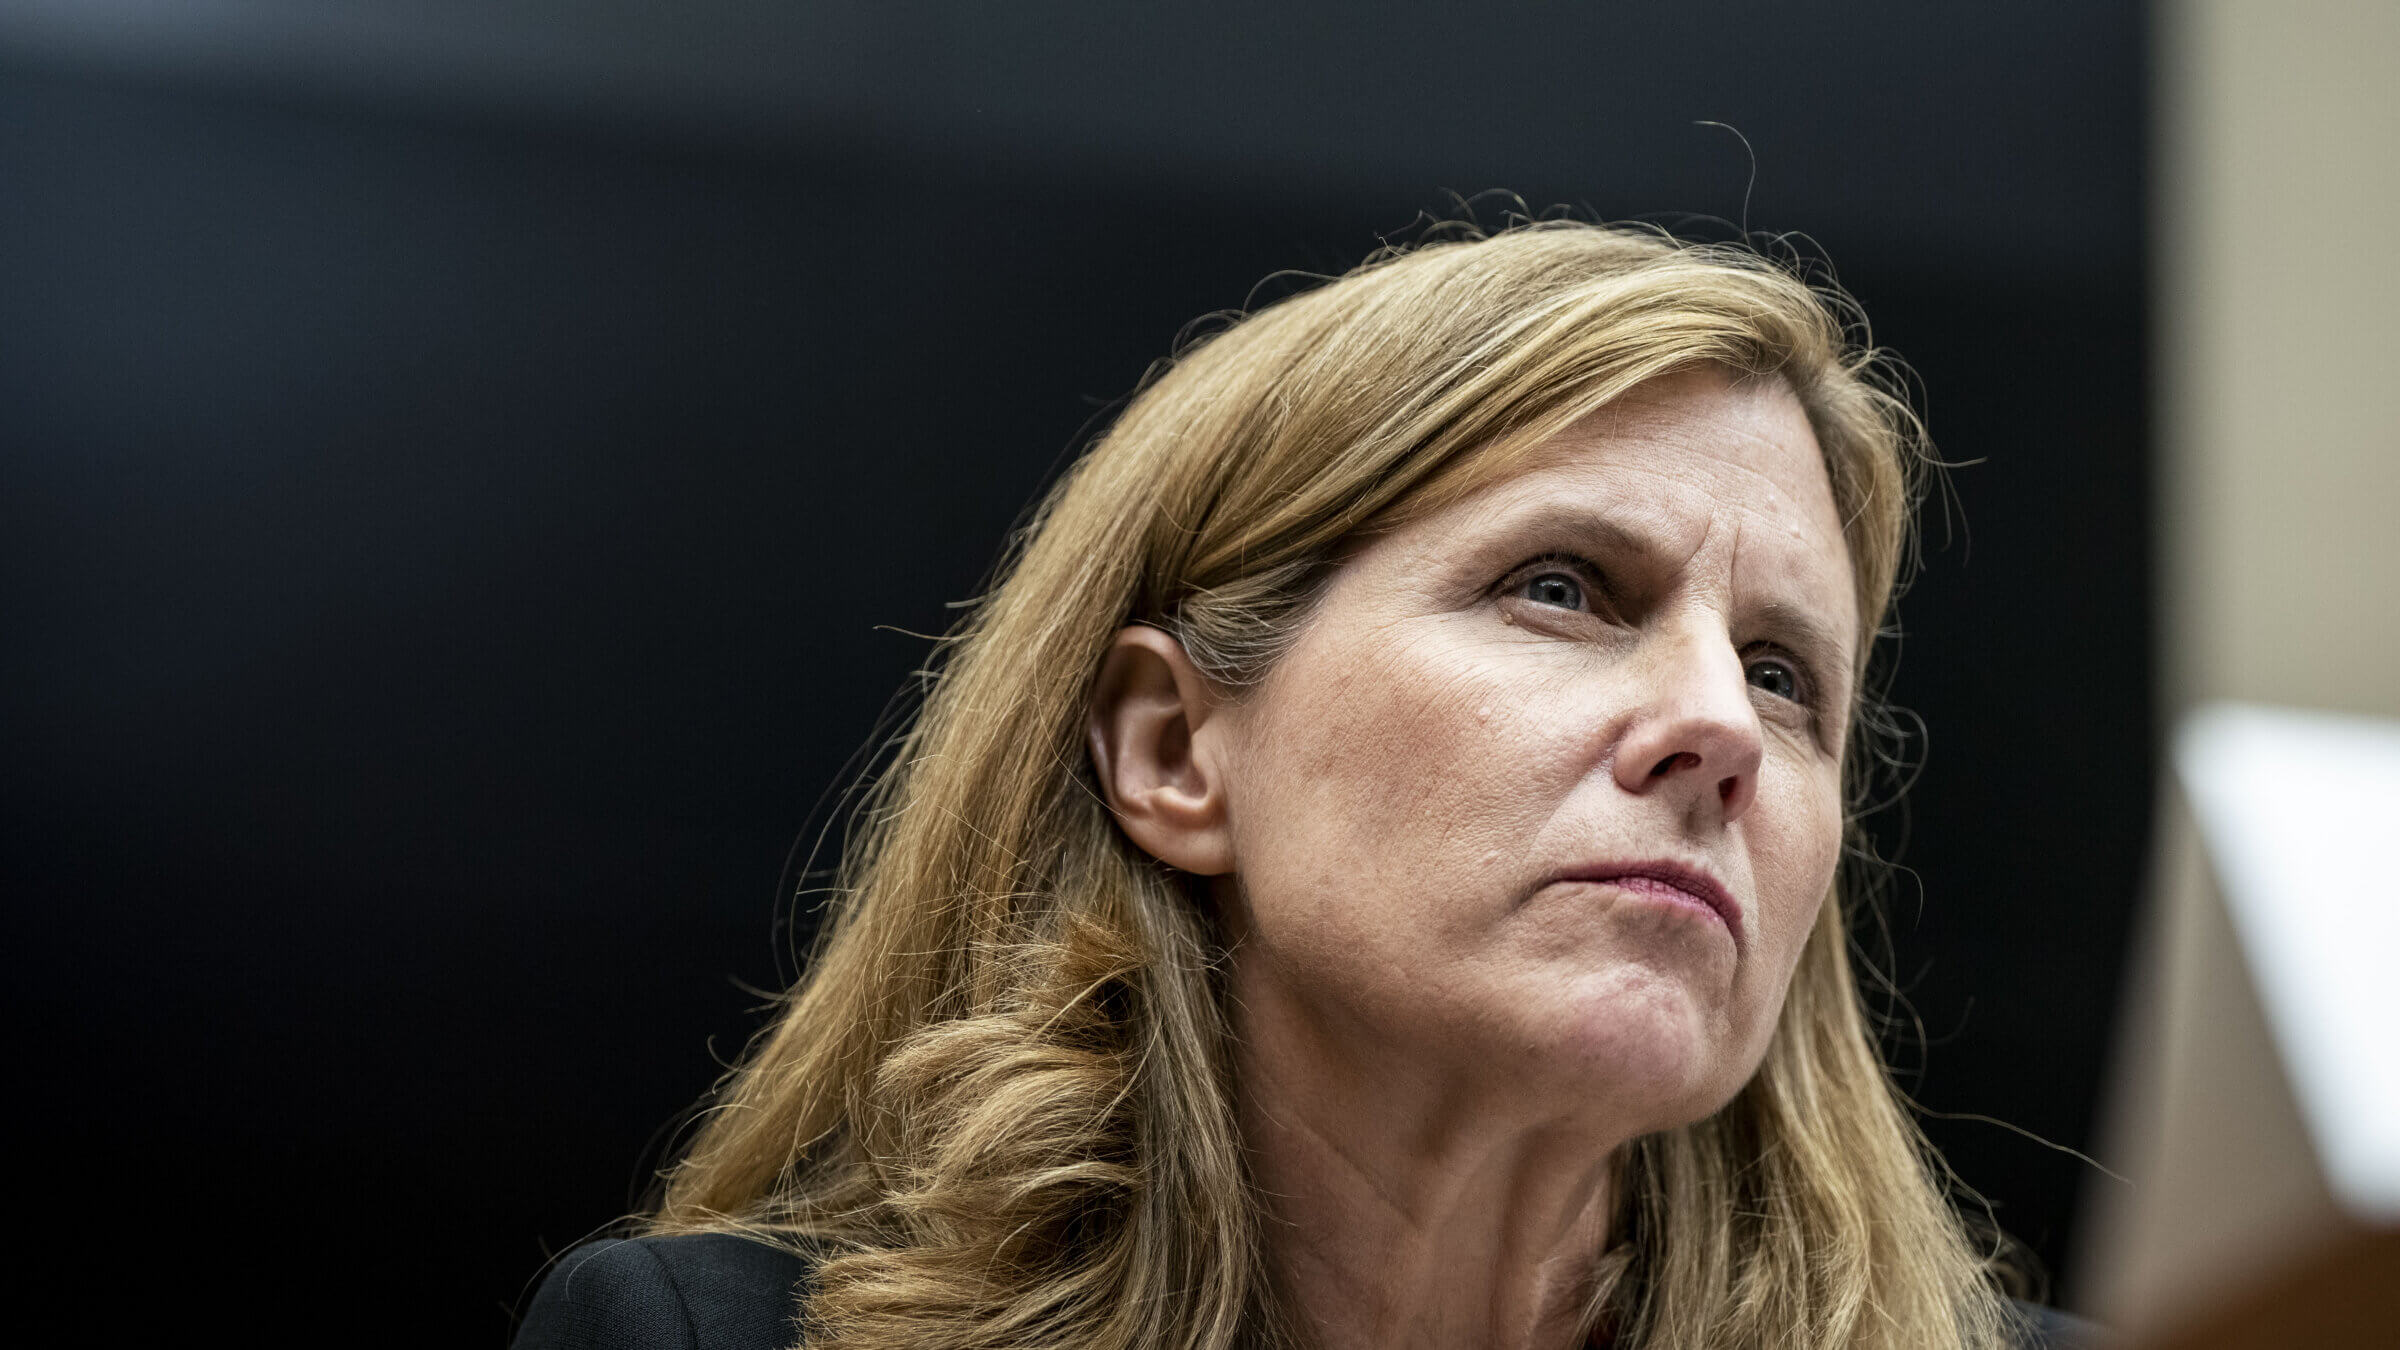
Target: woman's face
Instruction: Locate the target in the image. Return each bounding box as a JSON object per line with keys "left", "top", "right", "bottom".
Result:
{"left": 1211, "top": 366, "right": 1858, "bottom": 1134}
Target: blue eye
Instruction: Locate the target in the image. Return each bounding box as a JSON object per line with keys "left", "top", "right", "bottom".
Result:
{"left": 1746, "top": 656, "right": 1801, "bottom": 702}
{"left": 1520, "top": 571, "right": 1585, "bottom": 610}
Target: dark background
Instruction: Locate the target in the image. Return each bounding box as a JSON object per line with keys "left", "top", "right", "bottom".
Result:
{"left": 1, "top": 4, "right": 2148, "bottom": 1342}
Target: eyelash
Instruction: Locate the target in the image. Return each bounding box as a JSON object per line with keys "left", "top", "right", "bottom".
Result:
{"left": 1496, "top": 553, "right": 1824, "bottom": 716}
{"left": 1499, "top": 552, "right": 1609, "bottom": 612}
{"left": 1740, "top": 645, "right": 1819, "bottom": 714}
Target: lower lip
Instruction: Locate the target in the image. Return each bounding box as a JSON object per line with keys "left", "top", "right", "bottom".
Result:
{"left": 1580, "top": 876, "right": 1735, "bottom": 936}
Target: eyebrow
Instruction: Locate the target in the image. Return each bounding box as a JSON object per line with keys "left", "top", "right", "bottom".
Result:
{"left": 1498, "top": 500, "right": 1659, "bottom": 574}
{"left": 1748, "top": 599, "right": 1859, "bottom": 695}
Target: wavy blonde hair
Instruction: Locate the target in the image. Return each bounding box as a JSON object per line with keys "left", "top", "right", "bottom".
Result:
{"left": 645, "top": 220, "right": 2021, "bottom": 1348}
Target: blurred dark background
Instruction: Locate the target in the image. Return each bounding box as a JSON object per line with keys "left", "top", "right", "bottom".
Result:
{"left": 0, "top": 3, "right": 2147, "bottom": 1342}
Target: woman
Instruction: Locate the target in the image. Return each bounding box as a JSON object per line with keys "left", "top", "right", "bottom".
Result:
{"left": 517, "top": 220, "right": 2097, "bottom": 1349}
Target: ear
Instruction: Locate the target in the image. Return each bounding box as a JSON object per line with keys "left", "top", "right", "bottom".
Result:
{"left": 1086, "top": 625, "right": 1237, "bottom": 876}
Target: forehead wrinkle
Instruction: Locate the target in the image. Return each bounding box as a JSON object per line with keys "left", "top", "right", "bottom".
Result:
{"left": 1565, "top": 372, "right": 1841, "bottom": 520}
{"left": 1714, "top": 453, "right": 1859, "bottom": 683}
{"left": 1362, "top": 373, "right": 1855, "bottom": 626}
{"left": 1479, "top": 460, "right": 1837, "bottom": 598}
{"left": 1507, "top": 423, "right": 1860, "bottom": 678}
{"left": 1525, "top": 419, "right": 1828, "bottom": 541}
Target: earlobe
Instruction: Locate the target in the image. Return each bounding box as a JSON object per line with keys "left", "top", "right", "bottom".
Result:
{"left": 1085, "top": 626, "right": 1237, "bottom": 876}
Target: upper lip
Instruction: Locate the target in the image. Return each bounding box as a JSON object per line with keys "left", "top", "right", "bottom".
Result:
{"left": 1552, "top": 858, "right": 1744, "bottom": 943}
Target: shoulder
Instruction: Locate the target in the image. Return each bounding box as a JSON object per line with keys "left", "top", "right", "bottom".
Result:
{"left": 2009, "top": 1299, "right": 2111, "bottom": 1350}
{"left": 513, "top": 1232, "right": 818, "bottom": 1350}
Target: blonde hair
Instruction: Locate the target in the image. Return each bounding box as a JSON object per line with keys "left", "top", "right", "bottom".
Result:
{"left": 645, "top": 220, "right": 2022, "bottom": 1348}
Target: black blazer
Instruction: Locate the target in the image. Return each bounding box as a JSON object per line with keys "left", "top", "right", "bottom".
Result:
{"left": 514, "top": 1233, "right": 2108, "bottom": 1349}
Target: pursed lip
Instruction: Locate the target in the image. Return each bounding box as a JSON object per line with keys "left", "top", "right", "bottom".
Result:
{"left": 1551, "top": 859, "right": 1744, "bottom": 945}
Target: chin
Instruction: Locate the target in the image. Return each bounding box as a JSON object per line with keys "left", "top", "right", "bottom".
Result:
{"left": 1534, "top": 963, "right": 1756, "bottom": 1133}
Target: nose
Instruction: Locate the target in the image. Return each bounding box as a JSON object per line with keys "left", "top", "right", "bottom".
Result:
{"left": 1610, "top": 628, "right": 1764, "bottom": 826}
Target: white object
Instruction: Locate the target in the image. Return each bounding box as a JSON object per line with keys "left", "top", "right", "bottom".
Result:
{"left": 2177, "top": 702, "right": 2400, "bottom": 1224}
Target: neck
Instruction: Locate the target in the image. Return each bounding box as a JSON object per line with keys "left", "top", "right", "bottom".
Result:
{"left": 1234, "top": 990, "right": 1627, "bottom": 1350}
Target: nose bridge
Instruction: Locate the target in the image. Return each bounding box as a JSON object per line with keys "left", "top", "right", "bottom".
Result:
{"left": 1650, "top": 606, "right": 1749, "bottom": 722}
{"left": 1613, "top": 605, "right": 1764, "bottom": 821}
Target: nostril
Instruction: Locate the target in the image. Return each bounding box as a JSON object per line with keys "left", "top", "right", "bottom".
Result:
{"left": 1718, "top": 775, "right": 1740, "bottom": 803}
{"left": 1650, "top": 751, "right": 1701, "bottom": 778}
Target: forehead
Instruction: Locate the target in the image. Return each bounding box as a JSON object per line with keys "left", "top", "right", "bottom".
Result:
{"left": 1520, "top": 369, "right": 1842, "bottom": 531}
{"left": 1381, "top": 368, "right": 1859, "bottom": 635}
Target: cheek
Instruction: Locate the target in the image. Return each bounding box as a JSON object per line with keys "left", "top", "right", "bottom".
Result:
{"left": 1679, "top": 756, "right": 1843, "bottom": 1112}
{"left": 1746, "top": 756, "right": 1846, "bottom": 975}
{"left": 1227, "top": 626, "right": 1560, "bottom": 941}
